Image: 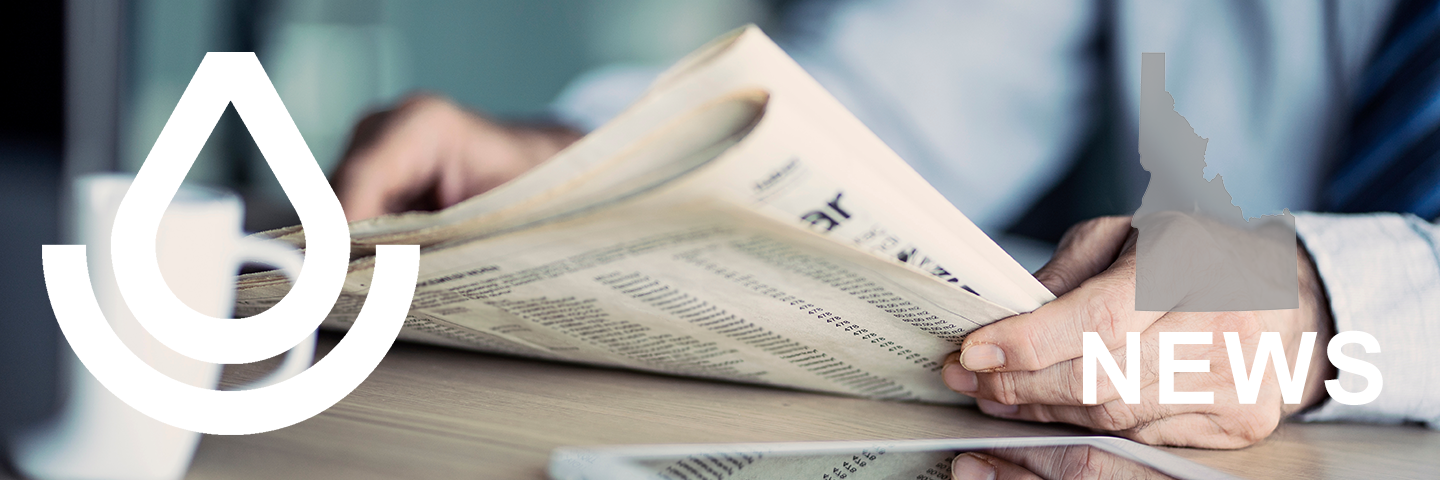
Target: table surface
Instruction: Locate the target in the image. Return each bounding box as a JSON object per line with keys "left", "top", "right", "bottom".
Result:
{"left": 169, "top": 333, "right": 1437, "bottom": 479}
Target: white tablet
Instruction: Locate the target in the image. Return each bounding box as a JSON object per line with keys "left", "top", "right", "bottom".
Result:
{"left": 550, "top": 436, "right": 1239, "bottom": 480}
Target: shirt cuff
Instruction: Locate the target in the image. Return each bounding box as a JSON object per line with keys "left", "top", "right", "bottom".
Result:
{"left": 1294, "top": 212, "right": 1440, "bottom": 429}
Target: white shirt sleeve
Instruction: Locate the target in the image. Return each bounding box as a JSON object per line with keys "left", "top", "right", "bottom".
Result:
{"left": 1294, "top": 212, "right": 1440, "bottom": 429}
{"left": 550, "top": 0, "right": 1098, "bottom": 232}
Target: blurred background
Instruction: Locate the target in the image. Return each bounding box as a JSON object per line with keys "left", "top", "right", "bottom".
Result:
{"left": 114, "top": 0, "right": 783, "bottom": 232}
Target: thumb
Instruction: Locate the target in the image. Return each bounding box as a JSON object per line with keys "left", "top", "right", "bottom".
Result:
{"left": 1032, "top": 216, "right": 1133, "bottom": 296}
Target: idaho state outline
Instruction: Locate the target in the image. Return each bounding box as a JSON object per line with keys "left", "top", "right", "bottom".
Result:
{"left": 1132, "top": 53, "right": 1299, "bottom": 312}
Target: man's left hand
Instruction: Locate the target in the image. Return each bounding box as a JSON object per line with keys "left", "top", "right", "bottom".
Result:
{"left": 942, "top": 216, "right": 1335, "bottom": 448}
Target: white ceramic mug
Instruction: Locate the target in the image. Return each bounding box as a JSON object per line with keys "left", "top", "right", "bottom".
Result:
{"left": 11, "top": 174, "right": 315, "bottom": 480}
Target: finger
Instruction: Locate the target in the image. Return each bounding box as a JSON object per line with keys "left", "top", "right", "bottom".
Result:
{"left": 983, "top": 445, "right": 1174, "bottom": 480}
{"left": 335, "top": 166, "right": 388, "bottom": 221}
{"left": 1033, "top": 216, "right": 1134, "bottom": 296}
{"left": 963, "top": 330, "right": 1162, "bottom": 405}
{"left": 961, "top": 251, "right": 1162, "bottom": 373}
{"left": 336, "top": 144, "right": 438, "bottom": 221}
{"left": 334, "top": 160, "right": 396, "bottom": 222}
{"left": 956, "top": 312, "right": 1254, "bottom": 405}
{"left": 334, "top": 96, "right": 464, "bottom": 221}
{"left": 334, "top": 138, "right": 430, "bottom": 221}
{"left": 951, "top": 452, "right": 1041, "bottom": 480}
{"left": 334, "top": 101, "right": 417, "bottom": 220}
{"left": 984, "top": 398, "right": 1159, "bottom": 434}
{"left": 962, "top": 312, "right": 1218, "bottom": 404}
{"left": 976, "top": 366, "right": 1235, "bottom": 433}
{"left": 963, "top": 311, "right": 1270, "bottom": 405}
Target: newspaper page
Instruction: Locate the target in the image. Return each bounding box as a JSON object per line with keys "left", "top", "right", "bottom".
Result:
{"left": 238, "top": 200, "right": 1013, "bottom": 403}
{"left": 647, "top": 92, "right": 1036, "bottom": 310}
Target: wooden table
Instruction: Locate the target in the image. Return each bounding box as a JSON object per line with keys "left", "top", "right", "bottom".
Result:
{"left": 176, "top": 333, "right": 1437, "bottom": 479}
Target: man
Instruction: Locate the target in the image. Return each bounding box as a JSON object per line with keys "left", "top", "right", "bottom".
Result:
{"left": 331, "top": 0, "right": 1440, "bottom": 475}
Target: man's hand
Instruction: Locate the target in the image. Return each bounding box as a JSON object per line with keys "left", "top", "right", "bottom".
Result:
{"left": 942, "top": 216, "right": 1335, "bottom": 448}
{"left": 331, "top": 94, "right": 582, "bottom": 221}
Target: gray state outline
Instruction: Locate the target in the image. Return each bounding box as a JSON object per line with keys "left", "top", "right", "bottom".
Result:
{"left": 1132, "top": 53, "right": 1298, "bottom": 312}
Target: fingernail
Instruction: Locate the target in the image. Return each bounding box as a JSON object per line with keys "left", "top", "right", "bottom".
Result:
{"left": 951, "top": 453, "right": 995, "bottom": 480}
{"left": 977, "top": 399, "right": 1019, "bottom": 416}
{"left": 942, "top": 363, "right": 978, "bottom": 392}
{"left": 961, "top": 344, "right": 1005, "bottom": 371}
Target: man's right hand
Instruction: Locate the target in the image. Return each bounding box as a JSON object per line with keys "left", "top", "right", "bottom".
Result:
{"left": 331, "top": 94, "right": 582, "bottom": 222}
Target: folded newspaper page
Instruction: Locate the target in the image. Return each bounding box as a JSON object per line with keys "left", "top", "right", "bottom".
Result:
{"left": 237, "top": 25, "right": 1054, "bottom": 404}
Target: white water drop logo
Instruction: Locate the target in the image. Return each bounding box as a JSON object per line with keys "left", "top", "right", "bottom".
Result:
{"left": 41, "top": 53, "right": 419, "bottom": 435}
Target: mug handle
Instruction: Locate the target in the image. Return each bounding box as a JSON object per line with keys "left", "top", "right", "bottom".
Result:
{"left": 229, "top": 236, "right": 316, "bottom": 390}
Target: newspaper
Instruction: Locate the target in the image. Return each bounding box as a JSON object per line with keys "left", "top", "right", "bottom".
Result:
{"left": 236, "top": 25, "right": 1054, "bottom": 404}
